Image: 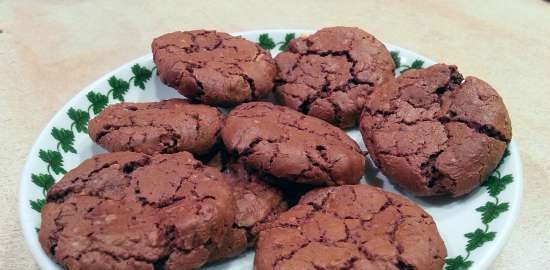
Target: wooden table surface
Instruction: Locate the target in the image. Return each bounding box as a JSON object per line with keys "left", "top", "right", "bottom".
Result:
{"left": 1, "top": 0, "right": 549, "bottom": 269}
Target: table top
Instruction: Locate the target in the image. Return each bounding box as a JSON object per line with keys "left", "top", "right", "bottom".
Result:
{"left": 1, "top": 0, "right": 549, "bottom": 269}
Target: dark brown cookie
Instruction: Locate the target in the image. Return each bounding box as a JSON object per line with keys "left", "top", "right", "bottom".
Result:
{"left": 254, "top": 185, "right": 447, "bottom": 270}
{"left": 221, "top": 102, "right": 365, "bottom": 186}
{"left": 360, "top": 64, "right": 512, "bottom": 197}
{"left": 223, "top": 161, "right": 288, "bottom": 246}
{"left": 39, "top": 151, "right": 245, "bottom": 270}
{"left": 88, "top": 99, "right": 223, "bottom": 156}
{"left": 275, "top": 26, "right": 395, "bottom": 128}
{"left": 152, "top": 30, "right": 277, "bottom": 107}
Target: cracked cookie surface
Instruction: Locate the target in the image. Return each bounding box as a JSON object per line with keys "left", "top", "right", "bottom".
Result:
{"left": 223, "top": 161, "right": 288, "bottom": 246}
{"left": 152, "top": 30, "right": 277, "bottom": 107}
{"left": 254, "top": 185, "right": 446, "bottom": 270}
{"left": 360, "top": 64, "right": 512, "bottom": 197}
{"left": 221, "top": 102, "right": 365, "bottom": 186}
{"left": 88, "top": 99, "right": 223, "bottom": 156}
{"left": 275, "top": 26, "right": 395, "bottom": 128}
{"left": 39, "top": 151, "right": 243, "bottom": 270}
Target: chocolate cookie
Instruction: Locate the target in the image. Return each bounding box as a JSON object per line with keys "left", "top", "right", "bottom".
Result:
{"left": 39, "top": 151, "right": 245, "bottom": 270}
{"left": 88, "top": 99, "right": 223, "bottom": 156}
{"left": 221, "top": 102, "right": 365, "bottom": 186}
{"left": 275, "top": 26, "right": 395, "bottom": 128}
{"left": 152, "top": 30, "right": 277, "bottom": 107}
{"left": 223, "top": 161, "right": 288, "bottom": 246}
{"left": 254, "top": 185, "right": 446, "bottom": 270}
{"left": 360, "top": 64, "right": 512, "bottom": 197}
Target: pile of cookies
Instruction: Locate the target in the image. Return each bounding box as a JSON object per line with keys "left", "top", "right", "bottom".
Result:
{"left": 38, "top": 27, "right": 512, "bottom": 270}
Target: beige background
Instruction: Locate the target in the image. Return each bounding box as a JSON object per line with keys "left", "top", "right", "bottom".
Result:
{"left": 1, "top": 0, "right": 549, "bottom": 269}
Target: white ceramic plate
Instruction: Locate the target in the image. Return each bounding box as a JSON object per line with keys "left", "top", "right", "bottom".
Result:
{"left": 19, "top": 29, "right": 522, "bottom": 270}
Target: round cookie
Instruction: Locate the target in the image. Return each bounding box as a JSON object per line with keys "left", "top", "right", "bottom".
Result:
{"left": 88, "top": 99, "right": 224, "bottom": 156}
{"left": 152, "top": 30, "right": 277, "bottom": 107}
{"left": 223, "top": 161, "right": 288, "bottom": 246}
{"left": 221, "top": 102, "right": 365, "bottom": 186}
{"left": 254, "top": 185, "right": 447, "bottom": 270}
{"left": 39, "top": 151, "right": 245, "bottom": 270}
{"left": 360, "top": 64, "right": 512, "bottom": 197}
{"left": 275, "top": 26, "right": 395, "bottom": 128}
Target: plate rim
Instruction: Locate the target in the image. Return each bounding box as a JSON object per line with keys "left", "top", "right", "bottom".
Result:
{"left": 477, "top": 140, "right": 523, "bottom": 269}
{"left": 17, "top": 28, "right": 523, "bottom": 270}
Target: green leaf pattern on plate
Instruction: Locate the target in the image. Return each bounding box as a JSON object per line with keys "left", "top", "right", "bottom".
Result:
{"left": 257, "top": 33, "right": 297, "bottom": 51}
{"left": 107, "top": 76, "right": 130, "bottom": 102}
{"left": 51, "top": 127, "right": 76, "bottom": 154}
{"left": 86, "top": 91, "right": 109, "bottom": 114}
{"left": 67, "top": 108, "right": 90, "bottom": 133}
{"left": 130, "top": 64, "right": 153, "bottom": 90}
{"left": 278, "top": 33, "right": 295, "bottom": 52}
{"left": 257, "top": 33, "right": 276, "bottom": 50}
{"left": 31, "top": 173, "right": 55, "bottom": 196}
{"left": 29, "top": 64, "right": 154, "bottom": 214}
{"left": 38, "top": 149, "right": 67, "bottom": 175}
{"left": 445, "top": 256, "right": 474, "bottom": 270}
{"left": 390, "top": 50, "right": 424, "bottom": 72}
{"left": 27, "top": 36, "right": 513, "bottom": 270}
{"left": 445, "top": 151, "right": 513, "bottom": 269}
{"left": 30, "top": 199, "right": 46, "bottom": 213}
